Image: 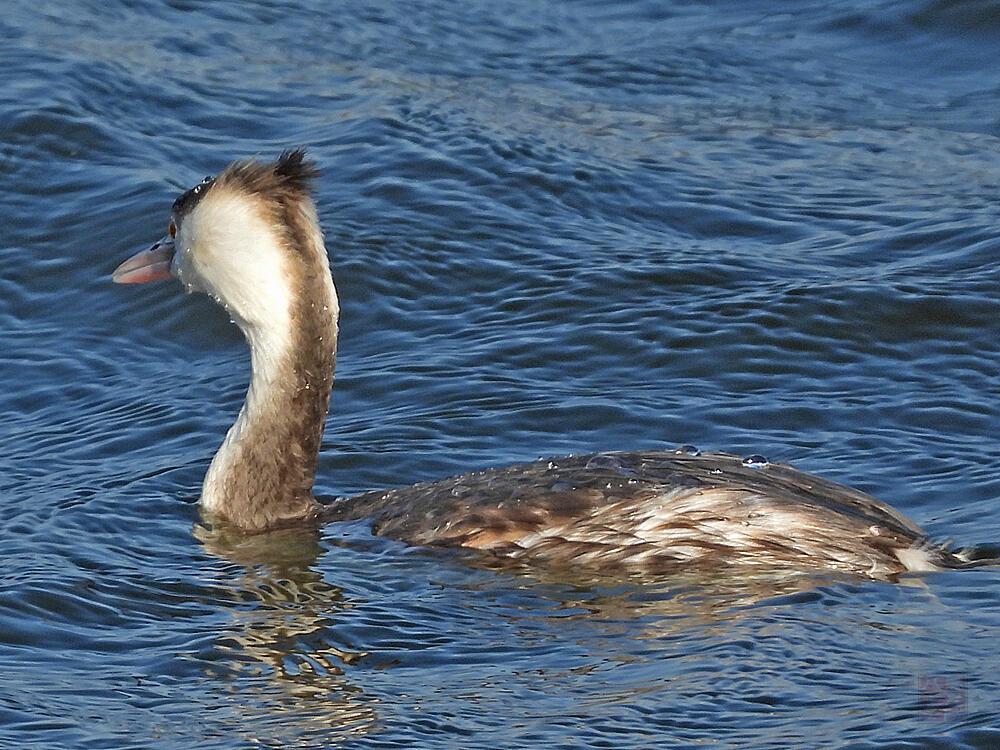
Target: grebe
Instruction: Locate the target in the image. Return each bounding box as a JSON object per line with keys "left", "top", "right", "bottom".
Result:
{"left": 113, "top": 150, "right": 984, "bottom": 579}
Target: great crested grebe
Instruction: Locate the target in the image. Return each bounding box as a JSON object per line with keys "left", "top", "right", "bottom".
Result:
{"left": 113, "top": 150, "right": 986, "bottom": 579}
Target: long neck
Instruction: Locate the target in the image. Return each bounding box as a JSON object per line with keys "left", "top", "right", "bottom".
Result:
{"left": 200, "top": 263, "right": 339, "bottom": 531}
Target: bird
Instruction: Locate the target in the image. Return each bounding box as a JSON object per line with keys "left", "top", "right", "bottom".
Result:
{"left": 112, "top": 149, "right": 989, "bottom": 579}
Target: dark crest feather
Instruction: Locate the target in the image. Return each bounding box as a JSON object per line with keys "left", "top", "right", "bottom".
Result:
{"left": 274, "top": 148, "right": 319, "bottom": 191}
{"left": 216, "top": 148, "right": 319, "bottom": 200}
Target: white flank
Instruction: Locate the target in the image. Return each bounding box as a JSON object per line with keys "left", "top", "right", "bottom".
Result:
{"left": 894, "top": 546, "right": 943, "bottom": 573}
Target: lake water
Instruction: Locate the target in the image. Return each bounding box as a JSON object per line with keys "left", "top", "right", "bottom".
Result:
{"left": 3, "top": 0, "right": 1000, "bottom": 747}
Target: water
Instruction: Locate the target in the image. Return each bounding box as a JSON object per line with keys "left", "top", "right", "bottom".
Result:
{"left": 2, "top": 0, "right": 1000, "bottom": 747}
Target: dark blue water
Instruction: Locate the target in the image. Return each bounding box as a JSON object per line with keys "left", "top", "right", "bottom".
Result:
{"left": 3, "top": 1, "right": 1000, "bottom": 747}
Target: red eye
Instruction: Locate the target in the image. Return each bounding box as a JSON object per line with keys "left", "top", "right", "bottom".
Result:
{"left": 168, "top": 220, "right": 176, "bottom": 239}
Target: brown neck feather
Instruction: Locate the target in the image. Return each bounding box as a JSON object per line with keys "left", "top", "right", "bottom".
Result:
{"left": 218, "top": 320, "right": 336, "bottom": 530}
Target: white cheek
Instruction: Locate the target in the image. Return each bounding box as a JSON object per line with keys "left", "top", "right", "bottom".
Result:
{"left": 181, "top": 192, "right": 295, "bottom": 340}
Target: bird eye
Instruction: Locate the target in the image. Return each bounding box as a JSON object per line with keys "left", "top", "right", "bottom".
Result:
{"left": 168, "top": 220, "right": 176, "bottom": 239}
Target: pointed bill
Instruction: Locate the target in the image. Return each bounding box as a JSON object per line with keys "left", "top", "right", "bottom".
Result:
{"left": 112, "top": 238, "right": 175, "bottom": 284}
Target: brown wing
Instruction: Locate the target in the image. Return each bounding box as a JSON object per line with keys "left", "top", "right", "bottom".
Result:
{"left": 322, "top": 450, "right": 944, "bottom": 577}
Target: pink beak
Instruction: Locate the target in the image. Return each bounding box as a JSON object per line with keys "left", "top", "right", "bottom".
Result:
{"left": 112, "top": 238, "right": 175, "bottom": 284}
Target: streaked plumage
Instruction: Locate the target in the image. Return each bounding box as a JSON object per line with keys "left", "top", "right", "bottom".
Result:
{"left": 325, "top": 450, "right": 962, "bottom": 578}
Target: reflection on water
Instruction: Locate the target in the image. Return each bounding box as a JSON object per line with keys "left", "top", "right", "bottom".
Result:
{"left": 195, "top": 520, "right": 947, "bottom": 747}
{"left": 195, "top": 526, "right": 377, "bottom": 743}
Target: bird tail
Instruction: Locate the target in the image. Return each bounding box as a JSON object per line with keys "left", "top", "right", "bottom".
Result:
{"left": 942, "top": 543, "right": 1000, "bottom": 570}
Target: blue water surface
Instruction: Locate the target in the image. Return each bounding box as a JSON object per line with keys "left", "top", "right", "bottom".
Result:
{"left": 2, "top": 1, "right": 1000, "bottom": 748}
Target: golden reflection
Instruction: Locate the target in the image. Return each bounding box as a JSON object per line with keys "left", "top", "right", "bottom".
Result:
{"left": 474, "top": 553, "right": 870, "bottom": 617}
{"left": 192, "top": 520, "right": 917, "bottom": 746}
{"left": 195, "top": 523, "right": 378, "bottom": 744}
